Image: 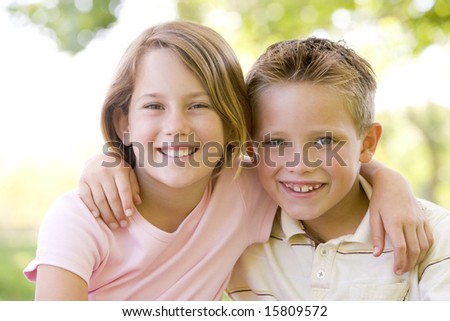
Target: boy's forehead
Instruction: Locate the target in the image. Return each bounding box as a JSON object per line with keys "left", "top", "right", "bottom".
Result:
{"left": 253, "top": 82, "right": 359, "bottom": 135}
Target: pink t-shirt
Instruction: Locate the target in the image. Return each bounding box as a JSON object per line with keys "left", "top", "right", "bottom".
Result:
{"left": 23, "top": 166, "right": 276, "bottom": 300}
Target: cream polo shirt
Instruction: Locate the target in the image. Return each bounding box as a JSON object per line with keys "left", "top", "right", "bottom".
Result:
{"left": 226, "top": 177, "right": 450, "bottom": 300}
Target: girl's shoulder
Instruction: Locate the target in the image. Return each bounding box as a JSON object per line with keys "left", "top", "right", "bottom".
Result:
{"left": 214, "top": 164, "right": 260, "bottom": 190}
{"left": 39, "top": 190, "right": 108, "bottom": 241}
{"left": 45, "top": 190, "right": 98, "bottom": 223}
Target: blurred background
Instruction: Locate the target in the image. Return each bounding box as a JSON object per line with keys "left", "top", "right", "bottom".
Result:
{"left": 1, "top": 0, "right": 449, "bottom": 300}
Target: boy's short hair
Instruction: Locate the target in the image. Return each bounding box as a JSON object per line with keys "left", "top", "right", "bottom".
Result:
{"left": 246, "top": 37, "right": 377, "bottom": 135}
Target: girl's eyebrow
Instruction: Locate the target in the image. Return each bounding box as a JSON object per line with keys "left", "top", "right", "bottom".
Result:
{"left": 256, "top": 130, "right": 289, "bottom": 139}
{"left": 137, "top": 91, "right": 210, "bottom": 100}
{"left": 186, "top": 91, "right": 209, "bottom": 98}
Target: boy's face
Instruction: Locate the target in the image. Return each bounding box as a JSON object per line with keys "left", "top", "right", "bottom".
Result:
{"left": 254, "top": 82, "right": 365, "bottom": 221}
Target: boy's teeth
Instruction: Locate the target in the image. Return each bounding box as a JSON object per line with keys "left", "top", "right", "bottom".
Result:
{"left": 287, "top": 183, "right": 322, "bottom": 193}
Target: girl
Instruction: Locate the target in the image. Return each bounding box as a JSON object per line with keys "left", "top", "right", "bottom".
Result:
{"left": 25, "top": 20, "right": 276, "bottom": 300}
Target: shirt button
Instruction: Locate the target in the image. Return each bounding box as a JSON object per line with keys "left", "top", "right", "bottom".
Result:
{"left": 320, "top": 249, "right": 327, "bottom": 256}
{"left": 316, "top": 269, "right": 325, "bottom": 279}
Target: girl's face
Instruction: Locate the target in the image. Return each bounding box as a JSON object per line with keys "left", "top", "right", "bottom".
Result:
{"left": 119, "top": 48, "right": 225, "bottom": 190}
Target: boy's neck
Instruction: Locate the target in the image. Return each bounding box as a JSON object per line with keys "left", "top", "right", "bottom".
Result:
{"left": 301, "top": 178, "right": 369, "bottom": 244}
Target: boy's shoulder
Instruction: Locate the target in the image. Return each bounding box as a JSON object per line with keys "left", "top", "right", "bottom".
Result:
{"left": 416, "top": 198, "right": 450, "bottom": 231}
{"left": 417, "top": 198, "right": 450, "bottom": 220}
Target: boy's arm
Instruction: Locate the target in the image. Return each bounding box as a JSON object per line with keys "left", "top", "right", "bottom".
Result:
{"left": 35, "top": 265, "right": 88, "bottom": 300}
{"left": 78, "top": 153, "right": 141, "bottom": 229}
{"left": 361, "top": 159, "right": 433, "bottom": 275}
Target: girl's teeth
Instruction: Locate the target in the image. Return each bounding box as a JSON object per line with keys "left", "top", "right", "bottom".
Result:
{"left": 164, "top": 148, "right": 195, "bottom": 157}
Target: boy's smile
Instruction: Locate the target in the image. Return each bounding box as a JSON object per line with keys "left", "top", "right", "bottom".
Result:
{"left": 255, "top": 81, "right": 370, "bottom": 239}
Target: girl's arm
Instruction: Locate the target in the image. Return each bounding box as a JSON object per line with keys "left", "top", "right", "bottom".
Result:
{"left": 78, "top": 153, "right": 140, "bottom": 229}
{"left": 361, "top": 159, "right": 434, "bottom": 275}
{"left": 35, "top": 265, "right": 88, "bottom": 300}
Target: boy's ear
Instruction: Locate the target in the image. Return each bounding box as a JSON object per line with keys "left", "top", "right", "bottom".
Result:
{"left": 360, "top": 122, "right": 382, "bottom": 163}
{"left": 113, "top": 108, "right": 131, "bottom": 146}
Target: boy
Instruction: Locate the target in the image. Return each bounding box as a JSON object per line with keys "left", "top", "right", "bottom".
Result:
{"left": 225, "top": 38, "right": 450, "bottom": 300}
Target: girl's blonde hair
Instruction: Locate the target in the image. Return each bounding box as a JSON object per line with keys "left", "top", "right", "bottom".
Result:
{"left": 101, "top": 21, "right": 251, "bottom": 167}
{"left": 247, "top": 38, "right": 377, "bottom": 135}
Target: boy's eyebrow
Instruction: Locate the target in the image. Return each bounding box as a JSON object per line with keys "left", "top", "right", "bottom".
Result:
{"left": 256, "top": 128, "right": 348, "bottom": 139}
{"left": 307, "top": 129, "right": 339, "bottom": 135}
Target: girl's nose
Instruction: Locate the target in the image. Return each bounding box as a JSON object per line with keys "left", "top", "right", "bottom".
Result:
{"left": 163, "top": 108, "right": 191, "bottom": 136}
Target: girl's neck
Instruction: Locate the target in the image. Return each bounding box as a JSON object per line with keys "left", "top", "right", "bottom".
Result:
{"left": 134, "top": 168, "right": 211, "bottom": 233}
{"left": 302, "top": 179, "right": 369, "bottom": 244}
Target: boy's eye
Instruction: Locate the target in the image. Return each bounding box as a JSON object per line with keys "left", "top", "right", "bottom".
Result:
{"left": 314, "top": 136, "right": 334, "bottom": 147}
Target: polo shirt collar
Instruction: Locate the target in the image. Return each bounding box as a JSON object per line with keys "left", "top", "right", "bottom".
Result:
{"left": 279, "top": 210, "right": 307, "bottom": 241}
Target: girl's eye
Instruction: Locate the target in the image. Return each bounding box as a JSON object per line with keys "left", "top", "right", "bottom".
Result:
{"left": 315, "top": 136, "right": 334, "bottom": 147}
{"left": 143, "top": 103, "right": 163, "bottom": 110}
{"left": 189, "top": 103, "right": 209, "bottom": 110}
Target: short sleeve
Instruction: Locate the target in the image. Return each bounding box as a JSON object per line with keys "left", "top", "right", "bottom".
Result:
{"left": 23, "top": 191, "right": 108, "bottom": 284}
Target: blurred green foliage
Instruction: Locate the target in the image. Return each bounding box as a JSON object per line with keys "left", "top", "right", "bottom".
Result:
{"left": 0, "top": 232, "right": 36, "bottom": 300}
{"left": 178, "top": 0, "right": 450, "bottom": 56}
{"left": 377, "top": 105, "right": 450, "bottom": 205}
{"left": 8, "top": 0, "right": 120, "bottom": 53}
{"left": 8, "top": 0, "right": 450, "bottom": 54}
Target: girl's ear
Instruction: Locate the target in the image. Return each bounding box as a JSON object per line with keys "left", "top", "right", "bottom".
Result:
{"left": 360, "top": 122, "right": 382, "bottom": 163}
{"left": 113, "top": 108, "right": 131, "bottom": 146}
{"left": 245, "top": 141, "right": 260, "bottom": 165}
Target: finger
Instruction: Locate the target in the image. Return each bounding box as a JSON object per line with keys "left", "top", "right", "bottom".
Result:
{"left": 90, "top": 181, "right": 120, "bottom": 229}
{"left": 101, "top": 177, "right": 129, "bottom": 228}
{"left": 402, "top": 225, "right": 421, "bottom": 273}
{"left": 419, "top": 207, "right": 434, "bottom": 251}
{"left": 115, "top": 173, "right": 137, "bottom": 218}
{"left": 424, "top": 220, "right": 434, "bottom": 248}
{"left": 415, "top": 223, "right": 430, "bottom": 265}
{"left": 129, "top": 169, "right": 141, "bottom": 206}
{"left": 78, "top": 181, "right": 100, "bottom": 218}
{"left": 389, "top": 226, "right": 408, "bottom": 275}
{"left": 369, "top": 211, "right": 385, "bottom": 257}
{"left": 389, "top": 227, "right": 408, "bottom": 275}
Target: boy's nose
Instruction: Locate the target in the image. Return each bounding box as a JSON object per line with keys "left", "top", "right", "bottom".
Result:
{"left": 287, "top": 143, "right": 319, "bottom": 174}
